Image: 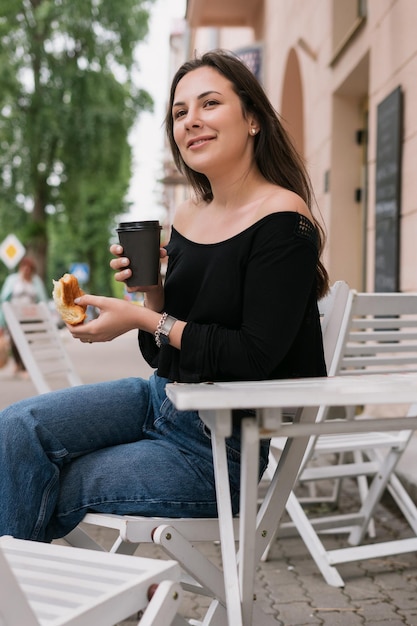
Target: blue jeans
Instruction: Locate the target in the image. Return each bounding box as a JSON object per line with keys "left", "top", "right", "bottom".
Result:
{"left": 0, "top": 373, "right": 269, "bottom": 542}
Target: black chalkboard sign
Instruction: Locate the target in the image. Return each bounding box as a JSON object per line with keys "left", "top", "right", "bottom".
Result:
{"left": 374, "top": 86, "right": 403, "bottom": 292}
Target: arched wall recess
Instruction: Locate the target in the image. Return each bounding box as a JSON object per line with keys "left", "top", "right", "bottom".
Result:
{"left": 281, "top": 47, "right": 304, "bottom": 157}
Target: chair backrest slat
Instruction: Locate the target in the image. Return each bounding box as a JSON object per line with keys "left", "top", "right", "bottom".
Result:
{"left": 318, "top": 281, "right": 351, "bottom": 374}
{"left": 3, "top": 301, "right": 82, "bottom": 394}
{"left": 336, "top": 291, "right": 417, "bottom": 377}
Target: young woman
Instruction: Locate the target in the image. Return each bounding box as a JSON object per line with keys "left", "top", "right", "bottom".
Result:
{"left": 0, "top": 50, "right": 329, "bottom": 542}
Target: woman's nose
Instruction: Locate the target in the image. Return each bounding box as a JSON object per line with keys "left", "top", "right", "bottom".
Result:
{"left": 184, "top": 108, "right": 202, "bottom": 129}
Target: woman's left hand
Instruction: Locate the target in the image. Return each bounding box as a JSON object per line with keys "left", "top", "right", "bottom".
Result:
{"left": 67, "top": 294, "right": 140, "bottom": 343}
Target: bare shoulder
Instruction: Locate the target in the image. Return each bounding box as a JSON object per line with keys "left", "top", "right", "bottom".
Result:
{"left": 172, "top": 196, "right": 203, "bottom": 231}
{"left": 257, "top": 187, "right": 312, "bottom": 221}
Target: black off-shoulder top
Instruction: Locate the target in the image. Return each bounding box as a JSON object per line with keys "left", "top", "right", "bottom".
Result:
{"left": 139, "top": 212, "right": 326, "bottom": 383}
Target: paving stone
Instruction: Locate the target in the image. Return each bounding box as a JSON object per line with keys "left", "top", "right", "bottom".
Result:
{"left": 354, "top": 599, "right": 403, "bottom": 622}
{"left": 364, "top": 621, "right": 405, "bottom": 625}
{"left": 304, "top": 586, "right": 353, "bottom": 609}
{"left": 253, "top": 582, "right": 279, "bottom": 617}
{"left": 372, "top": 570, "right": 417, "bottom": 591}
{"left": 341, "top": 579, "right": 388, "bottom": 601}
{"left": 339, "top": 561, "right": 375, "bottom": 582}
{"left": 384, "top": 589, "right": 417, "bottom": 610}
{"left": 274, "top": 601, "right": 322, "bottom": 625}
{"left": 311, "top": 608, "right": 364, "bottom": 625}
{"left": 398, "top": 608, "right": 417, "bottom": 624}
{"left": 263, "top": 569, "right": 306, "bottom": 591}
{"left": 267, "top": 581, "right": 309, "bottom": 603}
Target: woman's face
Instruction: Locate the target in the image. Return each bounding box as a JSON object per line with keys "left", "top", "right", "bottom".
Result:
{"left": 20, "top": 263, "right": 34, "bottom": 280}
{"left": 172, "top": 66, "right": 256, "bottom": 177}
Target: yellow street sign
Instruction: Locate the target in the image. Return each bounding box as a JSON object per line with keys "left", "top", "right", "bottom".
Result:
{"left": 0, "top": 234, "right": 26, "bottom": 270}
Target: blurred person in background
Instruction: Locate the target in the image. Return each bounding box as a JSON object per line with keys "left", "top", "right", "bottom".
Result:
{"left": 0, "top": 256, "right": 48, "bottom": 375}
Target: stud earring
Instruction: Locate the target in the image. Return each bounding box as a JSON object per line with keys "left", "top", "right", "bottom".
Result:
{"left": 251, "top": 128, "right": 257, "bottom": 135}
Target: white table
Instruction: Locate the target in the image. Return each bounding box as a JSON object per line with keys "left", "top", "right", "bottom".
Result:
{"left": 166, "top": 372, "right": 417, "bottom": 626}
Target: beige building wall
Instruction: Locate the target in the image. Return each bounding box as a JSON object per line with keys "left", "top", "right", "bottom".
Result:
{"left": 183, "top": 0, "right": 417, "bottom": 292}
{"left": 261, "top": 0, "right": 370, "bottom": 289}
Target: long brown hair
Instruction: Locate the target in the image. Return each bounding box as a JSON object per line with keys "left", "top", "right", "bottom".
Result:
{"left": 165, "top": 49, "right": 329, "bottom": 298}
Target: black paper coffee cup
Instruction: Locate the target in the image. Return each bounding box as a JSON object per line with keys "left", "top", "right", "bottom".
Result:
{"left": 116, "top": 220, "right": 162, "bottom": 287}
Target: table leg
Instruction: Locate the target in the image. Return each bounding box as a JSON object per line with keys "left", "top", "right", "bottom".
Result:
{"left": 201, "top": 409, "right": 243, "bottom": 626}
{"left": 255, "top": 406, "right": 320, "bottom": 563}
{"left": 238, "top": 417, "right": 259, "bottom": 625}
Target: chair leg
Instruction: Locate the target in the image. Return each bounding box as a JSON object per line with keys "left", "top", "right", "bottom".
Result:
{"left": 387, "top": 472, "right": 417, "bottom": 534}
{"left": 138, "top": 580, "right": 187, "bottom": 626}
{"left": 65, "top": 526, "right": 106, "bottom": 551}
{"left": 153, "top": 524, "right": 226, "bottom": 605}
{"left": 282, "top": 491, "right": 345, "bottom": 587}
{"left": 348, "top": 448, "right": 405, "bottom": 545}
{"left": 353, "top": 450, "right": 376, "bottom": 538}
{"left": 65, "top": 525, "right": 139, "bottom": 554}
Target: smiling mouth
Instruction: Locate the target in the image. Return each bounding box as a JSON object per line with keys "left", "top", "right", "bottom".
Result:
{"left": 187, "top": 137, "right": 214, "bottom": 149}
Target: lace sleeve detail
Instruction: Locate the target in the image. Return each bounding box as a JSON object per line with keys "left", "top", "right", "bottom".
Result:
{"left": 295, "top": 214, "right": 318, "bottom": 247}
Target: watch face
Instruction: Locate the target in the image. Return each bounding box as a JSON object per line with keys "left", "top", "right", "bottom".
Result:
{"left": 156, "top": 314, "right": 176, "bottom": 347}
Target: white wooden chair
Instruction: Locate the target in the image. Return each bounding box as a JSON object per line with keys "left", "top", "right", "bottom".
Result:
{"left": 267, "top": 290, "right": 417, "bottom": 586}
{"left": 64, "top": 282, "right": 351, "bottom": 623}
{"left": 2, "top": 301, "right": 82, "bottom": 393}
{"left": 0, "top": 535, "right": 185, "bottom": 626}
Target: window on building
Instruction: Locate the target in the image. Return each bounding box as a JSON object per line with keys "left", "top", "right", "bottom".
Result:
{"left": 331, "top": 0, "right": 367, "bottom": 64}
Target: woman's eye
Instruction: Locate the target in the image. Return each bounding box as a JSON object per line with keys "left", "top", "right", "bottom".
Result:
{"left": 204, "top": 99, "right": 219, "bottom": 108}
{"left": 174, "top": 109, "right": 186, "bottom": 120}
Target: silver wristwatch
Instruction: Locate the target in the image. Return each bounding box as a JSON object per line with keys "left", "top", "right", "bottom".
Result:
{"left": 155, "top": 313, "right": 177, "bottom": 347}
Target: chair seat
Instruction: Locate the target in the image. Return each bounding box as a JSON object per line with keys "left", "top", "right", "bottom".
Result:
{"left": 313, "top": 430, "right": 408, "bottom": 454}
{"left": 0, "top": 536, "right": 183, "bottom": 626}
{"left": 80, "top": 512, "right": 240, "bottom": 544}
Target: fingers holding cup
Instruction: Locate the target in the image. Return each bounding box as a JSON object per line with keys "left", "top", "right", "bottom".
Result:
{"left": 116, "top": 221, "right": 162, "bottom": 288}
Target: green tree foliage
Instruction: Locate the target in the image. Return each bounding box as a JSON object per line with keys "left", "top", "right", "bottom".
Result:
{"left": 0, "top": 0, "right": 154, "bottom": 294}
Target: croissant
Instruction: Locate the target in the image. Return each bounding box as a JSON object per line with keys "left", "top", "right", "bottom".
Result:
{"left": 52, "top": 273, "right": 87, "bottom": 325}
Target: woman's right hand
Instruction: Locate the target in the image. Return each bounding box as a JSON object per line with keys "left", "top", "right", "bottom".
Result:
{"left": 109, "top": 243, "right": 134, "bottom": 287}
{"left": 109, "top": 243, "right": 167, "bottom": 304}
